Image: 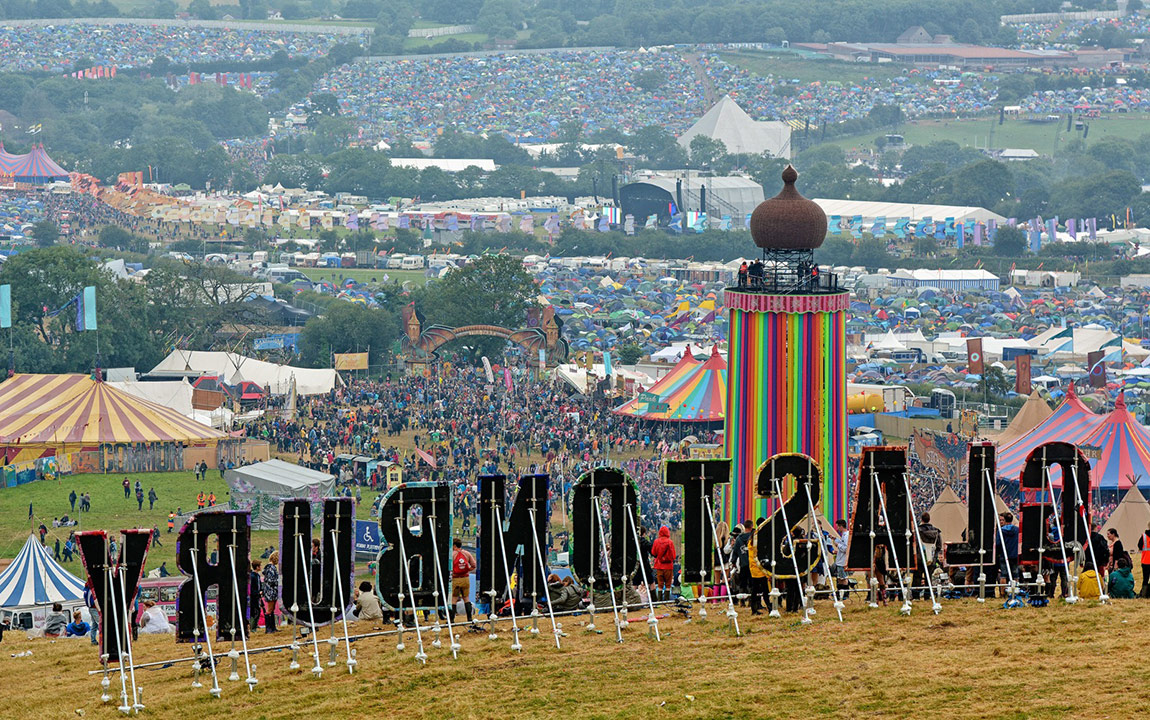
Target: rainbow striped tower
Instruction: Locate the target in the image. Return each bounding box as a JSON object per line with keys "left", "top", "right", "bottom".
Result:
{"left": 722, "top": 166, "right": 849, "bottom": 526}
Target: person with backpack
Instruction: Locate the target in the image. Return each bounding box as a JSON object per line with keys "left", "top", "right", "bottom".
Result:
{"left": 450, "top": 538, "right": 476, "bottom": 623}
{"left": 910, "top": 512, "right": 943, "bottom": 599}
{"left": 650, "top": 526, "right": 677, "bottom": 602}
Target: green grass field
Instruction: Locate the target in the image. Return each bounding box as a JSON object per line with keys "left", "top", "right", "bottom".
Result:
{"left": 298, "top": 267, "right": 427, "bottom": 286}
{"left": 3, "top": 470, "right": 381, "bottom": 575}
{"left": 827, "top": 113, "right": 1150, "bottom": 156}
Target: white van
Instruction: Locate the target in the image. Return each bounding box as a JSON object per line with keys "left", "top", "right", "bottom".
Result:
{"left": 267, "top": 267, "right": 310, "bottom": 284}
{"left": 386, "top": 254, "right": 406, "bottom": 269}
{"left": 400, "top": 255, "right": 424, "bottom": 270}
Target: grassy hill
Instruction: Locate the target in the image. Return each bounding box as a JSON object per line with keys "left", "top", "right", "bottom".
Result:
{"left": 0, "top": 595, "right": 1140, "bottom": 718}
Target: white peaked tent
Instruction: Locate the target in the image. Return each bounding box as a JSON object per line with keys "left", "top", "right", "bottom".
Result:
{"left": 1103, "top": 486, "right": 1150, "bottom": 550}
{"left": 147, "top": 350, "right": 340, "bottom": 396}
{"left": 0, "top": 535, "right": 86, "bottom": 610}
{"left": 677, "top": 95, "right": 792, "bottom": 159}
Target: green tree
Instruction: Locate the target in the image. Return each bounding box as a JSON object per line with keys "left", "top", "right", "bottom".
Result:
{"left": 29, "top": 220, "right": 59, "bottom": 248}
{"left": 615, "top": 342, "right": 643, "bottom": 365}
{"left": 416, "top": 254, "right": 537, "bottom": 360}
{"left": 913, "top": 235, "right": 939, "bottom": 257}
{"left": 299, "top": 302, "right": 400, "bottom": 368}
{"left": 978, "top": 366, "right": 1011, "bottom": 399}
{"left": 307, "top": 115, "right": 353, "bottom": 156}
{"left": 851, "top": 237, "right": 892, "bottom": 270}
{"left": 688, "top": 135, "right": 729, "bottom": 169}
{"left": 993, "top": 225, "right": 1028, "bottom": 256}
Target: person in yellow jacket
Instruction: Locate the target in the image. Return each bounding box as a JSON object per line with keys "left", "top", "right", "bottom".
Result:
{"left": 746, "top": 522, "right": 770, "bottom": 615}
{"left": 1077, "top": 566, "right": 1101, "bottom": 600}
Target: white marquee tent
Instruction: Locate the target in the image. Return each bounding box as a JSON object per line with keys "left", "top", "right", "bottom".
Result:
{"left": 147, "top": 350, "right": 340, "bottom": 396}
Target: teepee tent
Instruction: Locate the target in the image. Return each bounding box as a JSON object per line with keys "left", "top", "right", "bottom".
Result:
{"left": 1080, "top": 393, "right": 1150, "bottom": 490}
{"left": 988, "top": 391, "right": 1054, "bottom": 447}
{"left": 928, "top": 486, "right": 967, "bottom": 544}
{"left": 0, "top": 535, "right": 86, "bottom": 610}
{"left": 677, "top": 95, "right": 792, "bottom": 158}
{"left": 613, "top": 346, "right": 701, "bottom": 418}
{"left": 1102, "top": 486, "right": 1150, "bottom": 549}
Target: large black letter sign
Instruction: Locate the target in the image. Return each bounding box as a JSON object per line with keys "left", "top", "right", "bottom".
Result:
{"left": 376, "top": 482, "right": 451, "bottom": 611}
{"left": 77, "top": 529, "right": 150, "bottom": 662}
{"left": 476, "top": 474, "right": 550, "bottom": 602}
{"left": 570, "top": 467, "right": 640, "bottom": 592}
{"left": 281, "top": 498, "right": 355, "bottom": 625}
{"left": 664, "top": 459, "right": 731, "bottom": 586}
{"left": 175, "top": 510, "right": 250, "bottom": 641}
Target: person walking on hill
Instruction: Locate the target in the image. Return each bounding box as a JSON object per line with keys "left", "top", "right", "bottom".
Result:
{"left": 197, "top": 492, "right": 205, "bottom": 510}
{"left": 135, "top": 487, "right": 144, "bottom": 511}
{"left": 123, "top": 477, "right": 130, "bottom": 499}
{"left": 148, "top": 487, "right": 157, "bottom": 510}
{"left": 651, "top": 525, "right": 677, "bottom": 602}
{"left": 208, "top": 492, "right": 216, "bottom": 507}
{"left": 69, "top": 489, "right": 77, "bottom": 513}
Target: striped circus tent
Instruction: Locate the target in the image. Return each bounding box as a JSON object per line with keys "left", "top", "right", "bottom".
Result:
{"left": 995, "top": 384, "right": 1103, "bottom": 485}
{"left": 642, "top": 346, "right": 727, "bottom": 422}
{"left": 0, "top": 535, "right": 85, "bottom": 609}
{"left": 612, "top": 346, "right": 702, "bottom": 418}
{"left": 0, "top": 373, "right": 226, "bottom": 464}
{"left": 0, "top": 143, "right": 69, "bottom": 183}
{"left": 1080, "top": 393, "right": 1150, "bottom": 490}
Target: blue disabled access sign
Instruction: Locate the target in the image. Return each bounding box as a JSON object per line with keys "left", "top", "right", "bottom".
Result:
{"left": 355, "top": 520, "right": 382, "bottom": 559}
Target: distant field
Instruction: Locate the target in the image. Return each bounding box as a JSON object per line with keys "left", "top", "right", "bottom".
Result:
{"left": 719, "top": 50, "right": 915, "bottom": 86}
{"left": 298, "top": 267, "right": 428, "bottom": 286}
{"left": 827, "top": 113, "right": 1150, "bottom": 155}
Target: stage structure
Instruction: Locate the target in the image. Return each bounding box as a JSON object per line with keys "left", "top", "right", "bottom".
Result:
{"left": 723, "top": 166, "right": 849, "bottom": 525}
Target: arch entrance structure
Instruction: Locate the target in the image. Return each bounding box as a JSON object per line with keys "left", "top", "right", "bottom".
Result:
{"left": 399, "top": 304, "right": 568, "bottom": 373}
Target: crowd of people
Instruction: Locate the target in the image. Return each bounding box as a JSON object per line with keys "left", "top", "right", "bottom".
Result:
{"left": 0, "top": 23, "right": 367, "bottom": 73}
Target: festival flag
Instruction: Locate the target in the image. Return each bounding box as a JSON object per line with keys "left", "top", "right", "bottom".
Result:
{"left": 719, "top": 215, "right": 731, "bottom": 231}
{"left": 966, "top": 337, "right": 984, "bottom": 375}
{"left": 956, "top": 222, "right": 965, "bottom": 249}
{"left": 345, "top": 211, "right": 358, "bottom": 230}
{"left": 446, "top": 214, "right": 459, "bottom": 231}
{"left": 744, "top": 213, "right": 752, "bottom": 230}
{"left": 77, "top": 286, "right": 97, "bottom": 332}
{"left": 503, "top": 367, "right": 512, "bottom": 392}
{"left": 1067, "top": 218, "right": 1077, "bottom": 240}
{"left": 1087, "top": 350, "right": 1107, "bottom": 388}
{"left": 544, "top": 214, "right": 560, "bottom": 235}
{"left": 415, "top": 447, "right": 438, "bottom": 469}
{"left": 519, "top": 215, "right": 534, "bottom": 233}
{"left": 645, "top": 214, "right": 658, "bottom": 230}
{"left": 669, "top": 213, "right": 683, "bottom": 233}
{"left": 470, "top": 215, "right": 485, "bottom": 232}
{"left": 598, "top": 214, "right": 610, "bottom": 232}
{"left": 603, "top": 351, "right": 613, "bottom": 378}
{"left": 1015, "top": 354, "right": 1032, "bottom": 395}
{"left": 0, "top": 285, "right": 10, "bottom": 329}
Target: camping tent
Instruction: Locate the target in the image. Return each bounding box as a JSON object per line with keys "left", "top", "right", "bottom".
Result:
{"left": 0, "top": 535, "right": 86, "bottom": 612}
{"left": 1079, "top": 394, "right": 1150, "bottom": 490}
{"left": 147, "top": 350, "right": 339, "bottom": 396}
{"left": 0, "top": 374, "right": 226, "bottom": 464}
{"left": 226, "top": 459, "right": 336, "bottom": 530}
{"left": 927, "top": 486, "right": 967, "bottom": 544}
{"left": 995, "top": 384, "right": 1103, "bottom": 484}
{"left": 986, "top": 391, "right": 1054, "bottom": 447}
{"left": 1102, "top": 486, "right": 1150, "bottom": 549}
